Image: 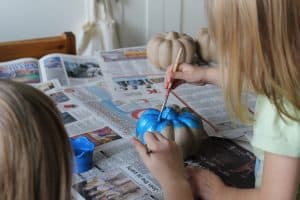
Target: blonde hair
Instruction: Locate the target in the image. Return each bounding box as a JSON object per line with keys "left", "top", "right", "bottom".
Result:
{"left": 207, "top": 0, "right": 300, "bottom": 123}
{"left": 0, "top": 80, "right": 73, "bottom": 200}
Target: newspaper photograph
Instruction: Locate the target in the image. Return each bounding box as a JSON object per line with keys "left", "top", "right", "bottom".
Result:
{"left": 100, "top": 47, "right": 147, "bottom": 62}
{"left": 40, "top": 54, "right": 70, "bottom": 86}
{"left": 0, "top": 58, "right": 41, "bottom": 83}
{"left": 73, "top": 169, "right": 146, "bottom": 200}
{"left": 72, "top": 127, "right": 122, "bottom": 148}
{"left": 110, "top": 75, "right": 165, "bottom": 98}
{"left": 59, "top": 54, "right": 106, "bottom": 86}
{"left": 31, "top": 79, "right": 62, "bottom": 94}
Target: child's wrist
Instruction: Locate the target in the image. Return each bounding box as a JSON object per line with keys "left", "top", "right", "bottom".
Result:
{"left": 160, "top": 177, "right": 189, "bottom": 191}
{"left": 161, "top": 178, "right": 193, "bottom": 199}
{"left": 204, "top": 67, "right": 221, "bottom": 86}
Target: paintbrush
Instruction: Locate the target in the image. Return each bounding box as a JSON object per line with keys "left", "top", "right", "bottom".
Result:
{"left": 157, "top": 48, "right": 183, "bottom": 121}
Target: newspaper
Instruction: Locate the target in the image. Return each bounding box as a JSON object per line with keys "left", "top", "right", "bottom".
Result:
{"left": 48, "top": 84, "right": 165, "bottom": 199}
{"left": 47, "top": 88, "right": 106, "bottom": 137}
{"left": 98, "top": 47, "right": 255, "bottom": 141}
{"left": 72, "top": 138, "right": 163, "bottom": 200}
{"left": 31, "top": 79, "right": 62, "bottom": 94}
{"left": 0, "top": 53, "right": 105, "bottom": 87}
{"left": 172, "top": 83, "right": 256, "bottom": 141}
{"left": 46, "top": 77, "right": 185, "bottom": 199}
{"left": 97, "top": 47, "right": 165, "bottom": 77}
{"left": 39, "top": 47, "right": 257, "bottom": 199}
{"left": 0, "top": 58, "right": 42, "bottom": 84}
{"left": 53, "top": 78, "right": 185, "bottom": 138}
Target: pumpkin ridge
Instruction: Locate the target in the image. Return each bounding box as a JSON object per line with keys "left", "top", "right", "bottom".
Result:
{"left": 171, "top": 119, "right": 185, "bottom": 128}
{"left": 177, "top": 38, "right": 195, "bottom": 63}
{"left": 158, "top": 40, "right": 172, "bottom": 68}
{"left": 147, "top": 31, "right": 196, "bottom": 69}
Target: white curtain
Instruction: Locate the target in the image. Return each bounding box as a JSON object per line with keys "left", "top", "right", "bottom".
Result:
{"left": 77, "top": 0, "right": 120, "bottom": 55}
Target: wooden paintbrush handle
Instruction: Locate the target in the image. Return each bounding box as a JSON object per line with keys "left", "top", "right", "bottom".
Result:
{"left": 172, "top": 48, "right": 183, "bottom": 72}
{"left": 167, "top": 48, "right": 183, "bottom": 90}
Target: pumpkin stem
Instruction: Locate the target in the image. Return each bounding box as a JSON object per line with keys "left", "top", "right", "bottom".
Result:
{"left": 165, "top": 32, "right": 178, "bottom": 40}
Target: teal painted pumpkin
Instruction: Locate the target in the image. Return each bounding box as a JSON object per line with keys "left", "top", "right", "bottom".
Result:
{"left": 136, "top": 105, "right": 207, "bottom": 158}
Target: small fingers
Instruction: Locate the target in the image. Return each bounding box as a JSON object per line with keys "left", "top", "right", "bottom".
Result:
{"left": 154, "top": 133, "right": 168, "bottom": 142}
{"left": 131, "top": 137, "right": 149, "bottom": 160}
{"left": 144, "top": 132, "right": 160, "bottom": 151}
{"left": 165, "top": 64, "right": 183, "bottom": 88}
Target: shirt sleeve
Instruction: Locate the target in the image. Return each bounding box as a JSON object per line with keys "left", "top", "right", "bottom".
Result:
{"left": 251, "top": 96, "right": 300, "bottom": 158}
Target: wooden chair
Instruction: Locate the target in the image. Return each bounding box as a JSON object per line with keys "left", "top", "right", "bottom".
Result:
{"left": 0, "top": 32, "right": 76, "bottom": 62}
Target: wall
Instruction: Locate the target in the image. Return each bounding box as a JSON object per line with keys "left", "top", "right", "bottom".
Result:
{"left": 0, "top": 0, "right": 86, "bottom": 42}
{"left": 0, "top": 0, "right": 207, "bottom": 48}
{"left": 114, "top": 0, "right": 208, "bottom": 47}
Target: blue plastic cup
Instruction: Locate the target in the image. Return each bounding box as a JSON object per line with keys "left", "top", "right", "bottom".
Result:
{"left": 70, "top": 136, "right": 95, "bottom": 173}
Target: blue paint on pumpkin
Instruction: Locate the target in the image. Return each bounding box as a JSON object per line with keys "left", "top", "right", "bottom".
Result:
{"left": 136, "top": 106, "right": 202, "bottom": 144}
{"left": 161, "top": 107, "right": 178, "bottom": 120}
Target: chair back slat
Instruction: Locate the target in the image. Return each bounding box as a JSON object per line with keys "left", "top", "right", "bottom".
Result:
{"left": 0, "top": 32, "right": 76, "bottom": 62}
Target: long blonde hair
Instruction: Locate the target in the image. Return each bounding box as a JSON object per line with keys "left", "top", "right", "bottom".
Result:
{"left": 0, "top": 80, "right": 73, "bottom": 200}
{"left": 207, "top": 0, "right": 300, "bottom": 123}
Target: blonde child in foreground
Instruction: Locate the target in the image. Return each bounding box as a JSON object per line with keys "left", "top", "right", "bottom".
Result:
{"left": 132, "top": 0, "right": 300, "bottom": 199}
{"left": 0, "top": 80, "right": 73, "bottom": 200}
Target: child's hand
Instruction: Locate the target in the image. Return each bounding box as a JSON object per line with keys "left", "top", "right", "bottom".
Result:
{"left": 164, "top": 63, "right": 208, "bottom": 90}
{"left": 186, "top": 167, "right": 226, "bottom": 200}
{"left": 131, "top": 133, "right": 186, "bottom": 188}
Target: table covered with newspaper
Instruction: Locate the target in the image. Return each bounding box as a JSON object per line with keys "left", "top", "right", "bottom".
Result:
{"left": 22, "top": 47, "right": 256, "bottom": 199}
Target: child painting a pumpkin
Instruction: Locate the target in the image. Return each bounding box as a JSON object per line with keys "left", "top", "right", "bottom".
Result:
{"left": 0, "top": 80, "right": 73, "bottom": 200}
{"left": 132, "top": 0, "right": 300, "bottom": 199}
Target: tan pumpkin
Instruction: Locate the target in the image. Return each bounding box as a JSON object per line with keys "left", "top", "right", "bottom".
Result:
{"left": 147, "top": 32, "right": 196, "bottom": 70}
{"left": 195, "top": 28, "right": 217, "bottom": 63}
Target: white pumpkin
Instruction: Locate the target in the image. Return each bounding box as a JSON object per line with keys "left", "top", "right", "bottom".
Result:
{"left": 195, "top": 28, "right": 217, "bottom": 63}
{"left": 147, "top": 32, "right": 196, "bottom": 70}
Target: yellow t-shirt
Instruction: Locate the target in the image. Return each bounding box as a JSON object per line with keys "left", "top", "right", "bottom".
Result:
{"left": 251, "top": 95, "right": 300, "bottom": 197}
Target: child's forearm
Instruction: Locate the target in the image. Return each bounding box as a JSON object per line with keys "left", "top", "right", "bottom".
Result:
{"left": 162, "top": 179, "right": 194, "bottom": 200}
{"left": 203, "top": 67, "right": 222, "bottom": 87}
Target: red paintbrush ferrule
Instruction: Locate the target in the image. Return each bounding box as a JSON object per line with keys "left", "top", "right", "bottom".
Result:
{"left": 64, "top": 104, "right": 77, "bottom": 108}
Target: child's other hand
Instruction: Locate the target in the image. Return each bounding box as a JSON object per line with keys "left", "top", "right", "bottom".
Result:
{"left": 164, "top": 63, "right": 208, "bottom": 90}
{"left": 186, "top": 167, "right": 226, "bottom": 200}
{"left": 131, "top": 133, "right": 186, "bottom": 188}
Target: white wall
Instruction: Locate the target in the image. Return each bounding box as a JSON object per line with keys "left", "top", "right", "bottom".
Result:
{"left": 0, "top": 0, "right": 86, "bottom": 42}
{"left": 0, "top": 0, "right": 207, "bottom": 48}
{"left": 114, "top": 0, "right": 208, "bottom": 47}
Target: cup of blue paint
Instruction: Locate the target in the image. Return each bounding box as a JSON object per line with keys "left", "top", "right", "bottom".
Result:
{"left": 70, "top": 136, "right": 95, "bottom": 173}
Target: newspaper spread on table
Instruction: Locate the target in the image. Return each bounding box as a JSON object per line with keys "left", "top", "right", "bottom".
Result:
{"left": 0, "top": 58, "right": 42, "bottom": 84}
{"left": 0, "top": 52, "right": 110, "bottom": 87}
{"left": 39, "top": 47, "right": 256, "bottom": 200}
